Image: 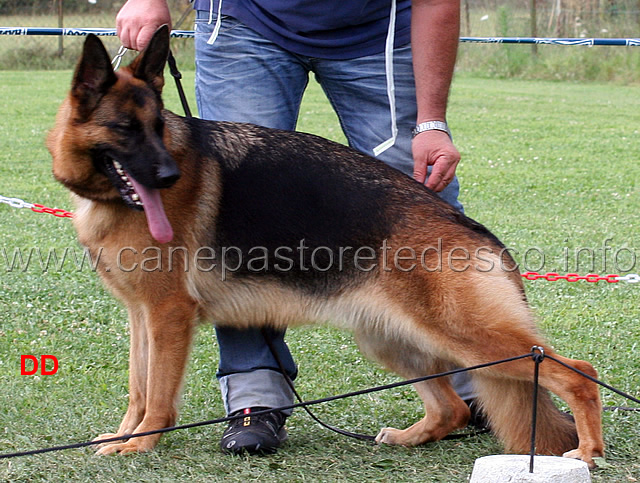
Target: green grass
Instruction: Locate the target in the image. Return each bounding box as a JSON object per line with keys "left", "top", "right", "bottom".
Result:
{"left": 1, "top": 69, "right": 639, "bottom": 481}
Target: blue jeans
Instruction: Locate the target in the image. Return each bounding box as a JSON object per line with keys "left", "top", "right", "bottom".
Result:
{"left": 194, "top": 12, "right": 471, "bottom": 415}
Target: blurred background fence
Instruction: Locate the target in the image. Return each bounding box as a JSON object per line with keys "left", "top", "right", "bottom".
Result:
{"left": 1, "top": 0, "right": 639, "bottom": 81}
{"left": 0, "top": 0, "right": 195, "bottom": 69}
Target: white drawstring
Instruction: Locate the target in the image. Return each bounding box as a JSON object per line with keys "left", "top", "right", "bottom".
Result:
{"left": 373, "top": 0, "right": 397, "bottom": 157}
{"left": 111, "top": 45, "right": 128, "bottom": 70}
{"left": 207, "top": 0, "right": 223, "bottom": 44}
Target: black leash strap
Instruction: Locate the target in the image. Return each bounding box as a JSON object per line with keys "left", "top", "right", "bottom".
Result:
{"left": 167, "top": 49, "right": 192, "bottom": 118}
{"left": 166, "top": 0, "right": 194, "bottom": 119}
{"left": 261, "top": 328, "right": 376, "bottom": 442}
{"left": 0, "top": 355, "right": 522, "bottom": 460}
{"left": 2, "top": 350, "right": 638, "bottom": 460}
{"left": 261, "top": 328, "right": 491, "bottom": 443}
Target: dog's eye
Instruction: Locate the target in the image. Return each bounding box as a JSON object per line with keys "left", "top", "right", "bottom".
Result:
{"left": 106, "top": 120, "right": 139, "bottom": 133}
{"left": 105, "top": 121, "right": 128, "bottom": 131}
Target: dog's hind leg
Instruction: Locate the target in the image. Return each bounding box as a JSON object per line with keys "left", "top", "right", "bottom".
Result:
{"left": 375, "top": 373, "right": 471, "bottom": 446}
{"left": 95, "top": 297, "right": 197, "bottom": 455}
{"left": 529, "top": 352, "right": 603, "bottom": 467}
{"left": 355, "top": 332, "right": 470, "bottom": 446}
{"left": 435, "top": 279, "right": 603, "bottom": 468}
{"left": 471, "top": 347, "right": 603, "bottom": 468}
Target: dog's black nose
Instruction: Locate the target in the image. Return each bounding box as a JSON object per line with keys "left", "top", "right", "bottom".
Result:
{"left": 156, "top": 159, "right": 181, "bottom": 188}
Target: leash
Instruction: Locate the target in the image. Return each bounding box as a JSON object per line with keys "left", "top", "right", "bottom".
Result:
{"left": 109, "top": 46, "right": 192, "bottom": 119}
{"left": 110, "top": 0, "right": 194, "bottom": 118}
{"left": 167, "top": 50, "right": 192, "bottom": 118}
{"left": 0, "top": 353, "right": 536, "bottom": 459}
{"left": 164, "top": 3, "right": 194, "bottom": 118}
{"left": 0, "top": 349, "right": 638, "bottom": 459}
{"left": 261, "top": 327, "right": 489, "bottom": 442}
{"left": 261, "top": 328, "right": 375, "bottom": 442}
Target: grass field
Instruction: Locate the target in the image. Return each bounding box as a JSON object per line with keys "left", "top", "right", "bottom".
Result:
{"left": 0, "top": 68, "right": 639, "bottom": 481}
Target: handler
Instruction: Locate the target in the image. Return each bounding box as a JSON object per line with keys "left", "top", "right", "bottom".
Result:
{"left": 116, "top": 0, "right": 478, "bottom": 455}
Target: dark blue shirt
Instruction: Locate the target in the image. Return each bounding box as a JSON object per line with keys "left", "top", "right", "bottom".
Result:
{"left": 193, "top": 0, "right": 411, "bottom": 59}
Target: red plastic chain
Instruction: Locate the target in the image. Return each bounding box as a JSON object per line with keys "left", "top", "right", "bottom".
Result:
{"left": 30, "top": 203, "right": 74, "bottom": 219}
{"left": 521, "top": 271, "right": 619, "bottom": 283}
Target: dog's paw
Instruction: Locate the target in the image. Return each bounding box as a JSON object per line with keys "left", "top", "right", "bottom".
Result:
{"left": 563, "top": 448, "right": 601, "bottom": 469}
{"left": 92, "top": 432, "right": 128, "bottom": 449}
{"left": 375, "top": 427, "right": 404, "bottom": 446}
{"left": 93, "top": 432, "right": 157, "bottom": 455}
{"left": 94, "top": 440, "right": 152, "bottom": 456}
{"left": 93, "top": 435, "right": 157, "bottom": 456}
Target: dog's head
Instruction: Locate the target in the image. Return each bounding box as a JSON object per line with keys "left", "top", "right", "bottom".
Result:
{"left": 48, "top": 25, "right": 179, "bottom": 243}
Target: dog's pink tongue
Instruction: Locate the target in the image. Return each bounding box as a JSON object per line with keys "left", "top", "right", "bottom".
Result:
{"left": 129, "top": 177, "right": 173, "bottom": 244}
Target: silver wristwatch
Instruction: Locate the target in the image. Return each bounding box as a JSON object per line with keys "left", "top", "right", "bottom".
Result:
{"left": 412, "top": 121, "right": 451, "bottom": 139}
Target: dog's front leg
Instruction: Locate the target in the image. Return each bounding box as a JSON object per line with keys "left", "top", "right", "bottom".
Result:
{"left": 94, "top": 306, "right": 149, "bottom": 451}
{"left": 95, "top": 298, "right": 196, "bottom": 455}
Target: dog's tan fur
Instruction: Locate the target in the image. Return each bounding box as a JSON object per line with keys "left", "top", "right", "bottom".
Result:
{"left": 47, "top": 27, "right": 604, "bottom": 466}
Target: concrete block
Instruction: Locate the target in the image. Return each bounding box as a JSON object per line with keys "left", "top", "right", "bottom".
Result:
{"left": 469, "top": 455, "right": 591, "bottom": 482}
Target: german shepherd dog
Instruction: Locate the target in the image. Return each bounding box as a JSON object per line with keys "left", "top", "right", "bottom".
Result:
{"left": 47, "top": 26, "right": 603, "bottom": 467}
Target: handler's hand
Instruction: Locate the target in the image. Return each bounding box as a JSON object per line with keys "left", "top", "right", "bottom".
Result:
{"left": 412, "top": 130, "right": 461, "bottom": 193}
{"left": 116, "top": 0, "right": 172, "bottom": 51}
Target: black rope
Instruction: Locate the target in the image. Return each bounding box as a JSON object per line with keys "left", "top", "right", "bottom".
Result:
{"left": 545, "top": 354, "right": 640, "bottom": 406}
{"left": 166, "top": 2, "right": 194, "bottom": 119}
{"left": 0, "top": 352, "right": 532, "bottom": 460}
{"left": 167, "top": 50, "right": 192, "bottom": 118}
{"left": 1, "top": 348, "right": 638, "bottom": 460}
{"left": 261, "top": 328, "right": 490, "bottom": 442}
{"left": 261, "top": 328, "right": 375, "bottom": 442}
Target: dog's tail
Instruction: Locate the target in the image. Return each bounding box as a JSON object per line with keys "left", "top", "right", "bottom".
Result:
{"left": 474, "top": 377, "right": 578, "bottom": 455}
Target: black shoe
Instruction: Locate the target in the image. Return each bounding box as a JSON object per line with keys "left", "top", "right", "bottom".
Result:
{"left": 466, "top": 399, "right": 491, "bottom": 431}
{"left": 221, "top": 407, "right": 287, "bottom": 455}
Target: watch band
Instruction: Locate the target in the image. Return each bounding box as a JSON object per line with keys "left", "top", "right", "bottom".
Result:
{"left": 412, "top": 121, "right": 451, "bottom": 139}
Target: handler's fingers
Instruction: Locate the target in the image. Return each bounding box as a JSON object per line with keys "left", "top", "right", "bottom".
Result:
{"left": 412, "top": 130, "right": 460, "bottom": 191}
{"left": 116, "top": 0, "right": 171, "bottom": 51}
{"left": 425, "top": 159, "right": 457, "bottom": 192}
{"left": 116, "top": 10, "right": 134, "bottom": 49}
{"left": 413, "top": 160, "right": 428, "bottom": 185}
{"left": 132, "top": 26, "right": 156, "bottom": 51}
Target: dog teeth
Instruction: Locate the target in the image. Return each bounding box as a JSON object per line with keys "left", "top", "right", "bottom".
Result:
{"left": 111, "top": 158, "right": 142, "bottom": 207}
{"left": 112, "top": 160, "right": 129, "bottom": 182}
{"left": 112, "top": 160, "right": 128, "bottom": 182}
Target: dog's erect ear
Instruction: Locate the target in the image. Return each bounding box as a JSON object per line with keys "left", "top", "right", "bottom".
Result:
{"left": 71, "top": 33, "right": 118, "bottom": 119}
{"left": 130, "top": 25, "right": 170, "bottom": 93}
